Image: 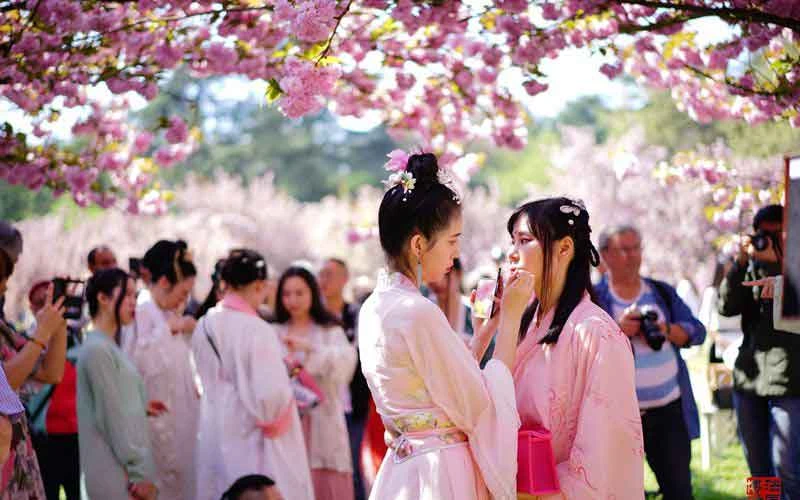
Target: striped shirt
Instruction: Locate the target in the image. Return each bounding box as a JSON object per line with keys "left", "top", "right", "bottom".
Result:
{"left": 610, "top": 281, "right": 681, "bottom": 410}
{"left": 0, "top": 365, "right": 23, "bottom": 416}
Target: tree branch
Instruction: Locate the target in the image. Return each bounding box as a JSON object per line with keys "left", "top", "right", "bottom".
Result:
{"left": 619, "top": 0, "right": 800, "bottom": 33}
{"left": 317, "top": 0, "right": 353, "bottom": 64}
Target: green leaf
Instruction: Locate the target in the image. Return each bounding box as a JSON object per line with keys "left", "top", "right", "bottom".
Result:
{"left": 265, "top": 78, "right": 283, "bottom": 104}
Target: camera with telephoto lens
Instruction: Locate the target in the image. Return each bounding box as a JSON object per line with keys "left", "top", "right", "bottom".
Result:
{"left": 638, "top": 305, "right": 665, "bottom": 351}
{"left": 51, "top": 277, "right": 86, "bottom": 321}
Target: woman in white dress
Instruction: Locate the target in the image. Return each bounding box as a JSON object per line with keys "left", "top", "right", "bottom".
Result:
{"left": 124, "top": 239, "right": 199, "bottom": 500}
{"left": 271, "top": 265, "right": 357, "bottom": 500}
{"left": 193, "top": 249, "right": 313, "bottom": 500}
{"left": 358, "top": 152, "right": 534, "bottom": 499}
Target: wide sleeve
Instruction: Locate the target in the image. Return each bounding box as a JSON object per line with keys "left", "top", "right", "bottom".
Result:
{"left": 304, "top": 326, "right": 357, "bottom": 387}
{"left": 232, "top": 320, "right": 295, "bottom": 423}
{"left": 550, "top": 319, "right": 644, "bottom": 499}
{"left": 128, "top": 303, "right": 172, "bottom": 391}
{"left": 402, "top": 300, "right": 520, "bottom": 500}
{"left": 83, "top": 345, "right": 155, "bottom": 483}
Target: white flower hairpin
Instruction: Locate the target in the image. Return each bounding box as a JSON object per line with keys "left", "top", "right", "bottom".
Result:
{"left": 383, "top": 171, "right": 417, "bottom": 201}
{"left": 560, "top": 199, "right": 585, "bottom": 225}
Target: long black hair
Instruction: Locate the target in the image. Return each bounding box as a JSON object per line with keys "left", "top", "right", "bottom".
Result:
{"left": 378, "top": 153, "right": 461, "bottom": 277}
{"left": 272, "top": 266, "right": 339, "bottom": 327}
{"left": 507, "top": 197, "right": 600, "bottom": 345}
{"left": 86, "top": 268, "right": 130, "bottom": 342}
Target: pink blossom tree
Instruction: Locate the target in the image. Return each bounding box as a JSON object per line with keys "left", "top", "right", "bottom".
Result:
{"left": 1, "top": 1, "right": 797, "bottom": 209}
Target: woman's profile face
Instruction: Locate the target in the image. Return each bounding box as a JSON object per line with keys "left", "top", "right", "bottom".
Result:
{"left": 420, "top": 213, "right": 463, "bottom": 286}
{"left": 508, "top": 214, "right": 545, "bottom": 299}
{"left": 281, "top": 276, "right": 312, "bottom": 319}
{"left": 163, "top": 276, "right": 195, "bottom": 310}
{"left": 118, "top": 278, "right": 138, "bottom": 326}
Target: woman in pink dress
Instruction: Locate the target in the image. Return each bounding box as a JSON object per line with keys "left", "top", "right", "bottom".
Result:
{"left": 500, "top": 198, "right": 644, "bottom": 499}
{"left": 359, "top": 153, "right": 535, "bottom": 500}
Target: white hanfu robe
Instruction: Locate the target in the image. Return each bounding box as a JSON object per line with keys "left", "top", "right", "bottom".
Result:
{"left": 192, "top": 294, "right": 314, "bottom": 500}
{"left": 358, "top": 271, "right": 520, "bottom": 500}
{"left": 125, "top": 293, "right": 199, "bottom": 500}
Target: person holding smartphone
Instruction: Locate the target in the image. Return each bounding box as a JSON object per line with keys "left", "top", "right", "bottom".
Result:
{"left": 0, "top": 232, "right": 68, "bottom": 498}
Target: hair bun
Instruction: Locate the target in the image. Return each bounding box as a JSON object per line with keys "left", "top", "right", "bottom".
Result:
{"left": 406, "top": 153, "right": 439, "bottom": 184}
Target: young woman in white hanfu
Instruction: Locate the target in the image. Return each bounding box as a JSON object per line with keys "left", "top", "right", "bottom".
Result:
{"left": 271, "top": 265, "right": 357, "bottom": 500}
{"left": 193, "top": 249, "right": 313, "bottom": 500}
{"left": 124, "top": 240, "right": 199, "bottom": 500}
{"left": 358, "top": 153, "right": 535, "bottom": 500}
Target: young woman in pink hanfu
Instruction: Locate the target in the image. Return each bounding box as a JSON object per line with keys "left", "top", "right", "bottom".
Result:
{"left": 358, "top": 153, "right": 535, "bottom": 500}
{"left": 495, "top": 198, "right": 644, "bottom": 499}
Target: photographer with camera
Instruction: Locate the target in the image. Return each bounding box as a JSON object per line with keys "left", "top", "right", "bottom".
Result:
{"left": 0, "top": 222, "right": 68, "bottom": 497}
{"left": 718, "top": 204, "right": 800, "bottom": 499}
{"left": 595, "top": 225, "right": 706, "bottom": 500}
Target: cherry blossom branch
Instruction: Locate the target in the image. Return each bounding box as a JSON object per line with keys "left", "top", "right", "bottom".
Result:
{"left": 317, "top": 0, "right": 353, "bottom": 64}
{"left": 619, "top": 0, "right": 800, "bottom": 32}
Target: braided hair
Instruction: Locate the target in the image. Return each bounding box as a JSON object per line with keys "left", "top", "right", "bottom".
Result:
{"left": 507, "top": 197, "right": 600, "bottom": 345}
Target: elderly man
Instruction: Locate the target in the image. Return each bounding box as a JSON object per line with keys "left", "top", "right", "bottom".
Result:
{"left": 594, "top": 224, "right": 706, "bottom": 500}
{"left": 87, "top": 245, "right": 118, "bottom": 274}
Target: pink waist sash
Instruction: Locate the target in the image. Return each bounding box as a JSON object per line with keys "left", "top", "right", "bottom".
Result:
{"left": 382, "top": 410, "right": 468, "bottom": 463}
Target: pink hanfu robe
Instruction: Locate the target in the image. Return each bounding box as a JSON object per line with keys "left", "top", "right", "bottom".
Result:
{"left": 513, "top": 295, "right": 644, "bottom": 499}
{"left": 359, "top": 271, "right": 519, "bottom": 500}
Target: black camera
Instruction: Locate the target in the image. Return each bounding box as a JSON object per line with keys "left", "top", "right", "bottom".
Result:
{"left": 750, "top": 230, "right": 776, "bottom": 252}
{"left": 639, "top": 306, "right": 665, "bottom": 351}
{"left": 52, "top": 277, "right": 85, "bottom": 321}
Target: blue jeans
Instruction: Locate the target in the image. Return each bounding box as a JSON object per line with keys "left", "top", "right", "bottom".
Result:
{"left": 733, "top": 390, "right": 800, "bottom": 500}
{"left": 641, "top": 398, "right": 694, "bottom": 500}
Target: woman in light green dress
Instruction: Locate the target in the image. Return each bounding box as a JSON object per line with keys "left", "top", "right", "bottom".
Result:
{"left": 77, "top": 269, "right": 159, "bottom": 500}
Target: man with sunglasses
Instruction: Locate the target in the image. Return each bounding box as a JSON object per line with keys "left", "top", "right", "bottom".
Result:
{"left": 719, "top": 203, "right": 800, "bottom": 500}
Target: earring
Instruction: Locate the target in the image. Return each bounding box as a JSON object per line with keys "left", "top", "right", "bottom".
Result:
{"left": 416, "top": 261, "right": 423, "bottom": 290}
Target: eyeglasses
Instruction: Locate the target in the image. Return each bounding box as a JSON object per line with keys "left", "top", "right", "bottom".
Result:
{"left": 606, "top": 244, "right": 642, "bottom": 256}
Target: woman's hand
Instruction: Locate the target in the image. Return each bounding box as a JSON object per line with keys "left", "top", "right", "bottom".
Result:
{"left": 166, "top": 313, "right": 196, "bottom": 335}
{"left": 179, "top": 316, "right": 197, "bottom": 335}
{"left": 34, "top": 286, "right": 66, "bottom": 344}
{"left": 128, "top": 480, "right": 158, "bottom": 500}
{"left": 284, "top": 335, "right": 313, "bottom": 353}
{"left": 471, "top": 291, "right": 501, "bottom": 341}
{"left": 146, "top": 400, "right": 168, "bottom": 417}
{"left": 743, "top": 277, "right": 777, "bottom": 299}
{"left": 499, "top": 270, "right": 535, "bottom": 320}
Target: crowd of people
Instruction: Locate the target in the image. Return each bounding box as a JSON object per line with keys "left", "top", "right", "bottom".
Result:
{"left": 0, "top": 152, "right": 795, "bottom": 500}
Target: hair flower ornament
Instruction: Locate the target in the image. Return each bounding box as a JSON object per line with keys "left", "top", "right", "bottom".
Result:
{"left": 384, "top": 171, "right": 416, "bottom": 201}
{"left": 560, "top": 199, "right": 585, "bottom": 225}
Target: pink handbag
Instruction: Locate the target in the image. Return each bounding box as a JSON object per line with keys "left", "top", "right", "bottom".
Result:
{"left": 517, "top": 425, "right": 560, "bottom": 495}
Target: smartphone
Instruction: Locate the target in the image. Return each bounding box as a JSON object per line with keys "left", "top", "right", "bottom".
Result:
{"left": 488, "top": 267, "right": 503, "bottom": 318}
{"left": 474, "top": 267, "right": 503, "bottom": 319}
{"left": 51, "top": 277, "right": 86, "bottom": 320}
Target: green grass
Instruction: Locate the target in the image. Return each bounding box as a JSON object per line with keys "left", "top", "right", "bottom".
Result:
{"left": 643, "top": 426, "right": 750, "bottom": 499}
